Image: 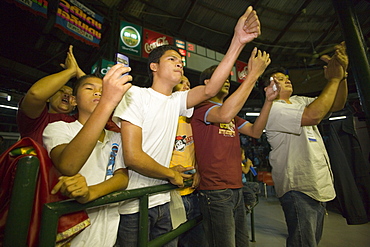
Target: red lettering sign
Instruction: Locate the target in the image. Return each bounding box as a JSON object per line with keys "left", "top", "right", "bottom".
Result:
{"left": 142, "top": 29, "right": 174, "bottom": 58}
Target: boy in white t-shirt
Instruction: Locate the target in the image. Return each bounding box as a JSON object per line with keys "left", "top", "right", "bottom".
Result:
{"left": 43, "top": 64, "right": 132, "bottom": 246}
{"left": 113, "top": 6, "right": 262, "bottom": 247}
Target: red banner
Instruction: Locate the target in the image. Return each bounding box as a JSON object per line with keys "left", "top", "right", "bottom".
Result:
{"left": 142, "top": 29, "right": 174, "bottom": 58}
{"left": 235, "top": 60, "right": 248, "bottom": 83}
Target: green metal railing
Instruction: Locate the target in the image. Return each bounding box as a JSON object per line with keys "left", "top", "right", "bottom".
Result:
{"left": 4, "top": 155, "right": 257, "bottom": 246}
{"left": 3, "top": 156, "right": 40, "bottom": 247}
{"left": 39, "top": 176, "right": 198, "bottom": 247}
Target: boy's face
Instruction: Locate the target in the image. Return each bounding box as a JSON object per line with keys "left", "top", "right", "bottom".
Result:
{"left": 151, "top": 50, "right": 183, "bottom": 86}
{"left": 48, "top": 85, "right": 76, "bottom": 114}
{"left": 220, "top": 79, "right": 230, "bottom": 95}
{"left": 75, "top": 77, "right": 103, "bottom": 115}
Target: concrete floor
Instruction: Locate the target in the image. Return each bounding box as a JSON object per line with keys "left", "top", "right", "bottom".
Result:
{"left": 248, "top": 189, "right": 370, "bottom": 247}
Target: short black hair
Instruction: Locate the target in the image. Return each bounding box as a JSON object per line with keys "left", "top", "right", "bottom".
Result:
{"left": 147, "top": 45, "right": 181, "bottom": 82}
{"left": 199, "top": 65, "right": 231, "bottom": 85}
{"left": 260, "top": 67, "right": 287, "bottom": 87}
{"left": 73, "top": 74, "right": 102, "bottom": 96}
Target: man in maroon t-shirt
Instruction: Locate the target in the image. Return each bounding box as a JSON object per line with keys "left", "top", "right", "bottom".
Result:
{"left": 191, "top": 48, "right": 276, "bottom": 247}
{"left": 17, "top": 45, "right": 81, "bottom": 145}
{"left": 16, "top": 45, "right": 121, "bottom": 146}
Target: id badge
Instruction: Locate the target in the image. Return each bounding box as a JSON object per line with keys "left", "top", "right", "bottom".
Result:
{"left": 306, "top": 127, "right": 317, "bottom": 142}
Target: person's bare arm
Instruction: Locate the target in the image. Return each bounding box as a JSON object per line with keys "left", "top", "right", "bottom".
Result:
{"left": 187, "top": 6, "right": 261, "bottom": 108}
{"left": 50, "top": 64, "right": 132, "bottom": 175}
{"left": 325, "top": 42, "right": 348, "bottom": 112}
{"left": 242, "top": 158, "right": 253, "bottom": 174}
{"left": 206, "top": 49, "right": 271, "bottom": 124}
{"left": 239, "top": 79, "right": 278, "bottom": 138}
{"left": 121, "top": 121, "right": 190, "bottom": 187}
{"left": 21, "top": 45, "right": 80, "bottom": 118}
{"left": 301, "top": 54, "right": 344, "bottom": 126}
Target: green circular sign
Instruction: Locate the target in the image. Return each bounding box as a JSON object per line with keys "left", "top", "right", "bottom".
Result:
{"left": 121, "top": 26, "right": 140, "bottom": 48}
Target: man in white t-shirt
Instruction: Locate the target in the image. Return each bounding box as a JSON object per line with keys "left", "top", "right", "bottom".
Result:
{"left": 43, "top": 64, "right": 132, "bottom": 246}
{"left": 113, "top": 6, "right": 262, "bottom": 247}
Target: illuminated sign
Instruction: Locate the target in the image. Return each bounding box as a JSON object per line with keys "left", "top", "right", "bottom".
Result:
{"left": 91, "top": 59, "right": 114, "bottom": 76}
{"left": 142, "top": 29, "right": 173, "bottom": 58}
{"left": 186, "top": 42, "right": 196, "bottom": 53}
{"left": 175, "top": 39, "right": 186, "bottom": 49}
{"left": 119, "top": 21, "right": 142, "bottom": 56}
{"left": 178, "top": 48, "right": 186, "bottom": 56}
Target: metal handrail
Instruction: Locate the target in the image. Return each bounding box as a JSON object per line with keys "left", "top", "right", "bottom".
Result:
{"left": 3, "top": 156, "right": 39, "bottom": 247}
{"left": 39, "top": 179, "right": 197, "bottom": 247}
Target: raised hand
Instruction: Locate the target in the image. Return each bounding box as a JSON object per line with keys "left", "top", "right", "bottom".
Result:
{"left": 334, "top": 42, "right": 348, "bottom": 72}
{"left": 247, "top": 48, "right": 271, "bottom": 79}
{"left": 234, "top": 6, "right": 261, "bottom": 45}
{"left": 264, "top": 78, "right": 279, "bottom": 101}
{"left": 60, "top": 45, "right": 86, "bottom": 78}
{"left": 320, "top": 41, "right": 348, "bottom": 75}
{"left": 60, "top": 45, "right": 78, "bottom": 73}
{"left": 322, "top": 51, "right": 344, "bottom": 81}
{"left": 100, "top": 63, "right": 133, "bottom": 107}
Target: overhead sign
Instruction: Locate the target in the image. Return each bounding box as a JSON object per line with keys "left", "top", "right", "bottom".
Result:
{"left": 9, "top": 0, "right": 48, "bottom": 18}
{"left": 175, "top": 38, "right": 187, "bottom": 67}
{"left": 119, "top": 21, "right": 142, "bottom": 57}
{"left": 142, "top": 29, "right": 173, "bottom": 58}
{"left": 55, "top": 0, "right": 104, "bottom": 47}
{"left": 91, "top": 59, "right": 115, "bottom": 76}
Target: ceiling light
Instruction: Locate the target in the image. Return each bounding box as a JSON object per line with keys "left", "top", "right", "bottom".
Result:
{"left": 0, "top": 104, "right": 18, "bottom": 110}
{"left": 246, "top": 112, "right": 260, "bottom": 116}
{"left": 329, "top": 116, "right": 346, "bottom": 121}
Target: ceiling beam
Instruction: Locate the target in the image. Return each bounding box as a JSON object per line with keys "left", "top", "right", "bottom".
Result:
{"left": 178, "top": 0, "right": 198, "bottom": 33}
{"left": 273, "top": 0, "right": 314, "bottom": 44}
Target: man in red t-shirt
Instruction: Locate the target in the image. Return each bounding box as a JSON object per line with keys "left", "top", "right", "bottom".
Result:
{"left": 17, "top": 45, "right": 82, "bottom": 145}
{"left": 191, "top": 48, "right": 276, "bottom": 247}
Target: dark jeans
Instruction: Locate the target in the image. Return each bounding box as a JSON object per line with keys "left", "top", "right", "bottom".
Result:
{"left": 279, "top": 191, "right": 326, "bottom": 247}
{"left": 178, "top": 193, "right": 208, "bottom": 247}
{"left": 198, "top": 188, "right": 249, "bottom": 247}
{"left": 116, "top": 203, "right": 176, "bottom": 247}
{"left": 242, "top": 182, "right": 259, "bottom": 205}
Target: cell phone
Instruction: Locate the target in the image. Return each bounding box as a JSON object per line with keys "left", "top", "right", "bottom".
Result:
{"left": 116, "top": 53, "right": 129, "bottom": 76}
{"left": 270, "top": 77, "right": 277, "bottom": 91}
{"left": 184, "top": 169, "right": 196, "bottom": 175}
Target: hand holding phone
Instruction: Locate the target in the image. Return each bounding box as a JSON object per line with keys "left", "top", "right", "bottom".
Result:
{"left": 116, "top": 53, "right": 129, "bottom": 77}
{"left": 270, "top": 77, "right": 277, "bottom": 91}
{"left": 184, "top": 168, "right": 196, "bottom": 175}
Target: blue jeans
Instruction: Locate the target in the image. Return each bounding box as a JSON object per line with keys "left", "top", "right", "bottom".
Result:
{"left": 178, "top": 193, "right": 208, "bottom": 247}
{"left": 279, "top": 191, "right": 326, "bottom": 247}
{"left": 116, "top": 203, "right": 176, "bottom": 247}
{"left": 198, "top": 188, "right": 249, "bottom": 247}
